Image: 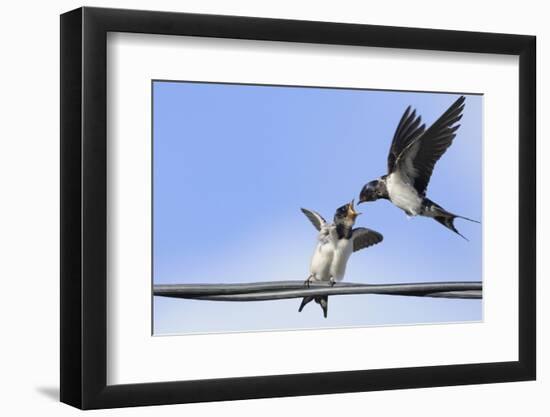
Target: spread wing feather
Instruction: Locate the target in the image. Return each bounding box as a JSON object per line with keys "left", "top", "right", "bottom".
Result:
{"left": 387, "top": 107, "right": 426, "bottom": 173}
{"left": 351, "top": 228, "right": 383, "bottom": 252}
{"left": 390, "top": 96, "right": 465, "bottom": 196}
{"left": 300, "top": 208, "right": 327, "bottom": 231}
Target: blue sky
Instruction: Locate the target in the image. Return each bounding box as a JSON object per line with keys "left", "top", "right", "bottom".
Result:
{"left": 152, "top": 81, "right": 482, "bottom": 335}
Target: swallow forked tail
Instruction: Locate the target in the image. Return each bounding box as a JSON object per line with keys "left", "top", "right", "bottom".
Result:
{"left": 425, "top": 198, "right": 480, "bottom": 241}
{"left": 298, "top": 296, "right": 328, "bottom": 318}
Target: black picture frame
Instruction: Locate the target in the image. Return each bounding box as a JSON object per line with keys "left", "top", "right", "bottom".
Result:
{"left": 60, "top": 6, "right": 536, "bottom": 410}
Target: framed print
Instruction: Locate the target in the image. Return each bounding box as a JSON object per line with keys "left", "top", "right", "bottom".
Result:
{"left": 60, "top": 6, "right": 536, "bottom": 409}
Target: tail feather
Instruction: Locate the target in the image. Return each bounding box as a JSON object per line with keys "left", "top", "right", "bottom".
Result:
{"left": 298, "top": 296, "right": 314, "bottom": 312}
{"left": 315, "top": 296, "right": 329, "bottom": 318}
{"left": 425, "top": 198, "right": 479, "bottom": 240}
{"left": 300, "top": 296, "right": 329, "bottom": 317}
{"left": 455, "top": 214, "right": 480, "bottom": 224}
{"left": 433, "top": 215, "right": 469, "bottom": 241}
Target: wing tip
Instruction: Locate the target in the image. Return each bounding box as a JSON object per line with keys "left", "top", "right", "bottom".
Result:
{"left": 367, "top": 228, "right": 385, "bottom": 246}
{"left": 447, "top": 95, "right": 466, "bottom": 114}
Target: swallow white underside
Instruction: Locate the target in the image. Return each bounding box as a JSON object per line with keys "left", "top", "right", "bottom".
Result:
{"left": 309, "top": 225, "right": 353, "bottom": 283}
{"left": 386, "top": 170, "right": 423, "bottom": 216}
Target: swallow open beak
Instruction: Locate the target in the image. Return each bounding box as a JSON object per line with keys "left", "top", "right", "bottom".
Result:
{"left": 347, "top": 199, "right": 361, "bottom": 220}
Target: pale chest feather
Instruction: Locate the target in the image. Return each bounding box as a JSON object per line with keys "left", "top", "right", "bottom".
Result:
{"left": 329, "top": 239, "right": 354, "bottom": 281}
{"left": 309, "top": 239, "right": 335, "bottom": 282}
{"left": 386, "top": 172, "right": 423, "bottom": 215}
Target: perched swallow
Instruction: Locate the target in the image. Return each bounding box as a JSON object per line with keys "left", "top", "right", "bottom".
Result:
{"left": 358, "top": 96, "right": 479, "bottom": 239}
{"left": 299, "top": 200, "right": 383, "bottom": 318}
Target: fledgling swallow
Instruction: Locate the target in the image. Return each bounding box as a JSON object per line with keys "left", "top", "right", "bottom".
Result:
{"left": 299, "top": 200, "right": 383, "bottom": 318}
{"left": 358, "top": 96, "right": 479, "bottom": 239}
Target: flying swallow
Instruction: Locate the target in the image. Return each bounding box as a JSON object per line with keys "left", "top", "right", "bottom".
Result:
{"left": 299, "top": 200, "right": 383, "bottom": 317}
{"left": 358, "top": 96, "right": 479, "bottom": 239}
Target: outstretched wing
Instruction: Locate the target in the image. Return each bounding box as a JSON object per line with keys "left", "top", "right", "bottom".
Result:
{"left": 351, "top": 228, "right": 383, "bottom": 252}
{"left": 392, "top": 96, "right": 466, "bottom": 196}
{"left": 300, "top": 208, "right": 327, "bottom": 231}
{"left": 387, "top": 106, "right": 426, "bottom": 174}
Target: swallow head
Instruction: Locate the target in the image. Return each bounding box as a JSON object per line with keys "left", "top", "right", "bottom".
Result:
{"left": 359, "top": 180, "right": 382, "bottom": 204}
{"left": 334, "top": 199, "right": 361, "bottom": 225}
